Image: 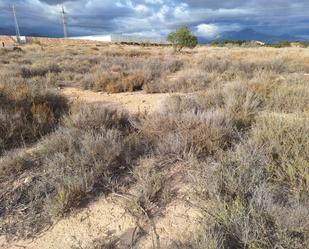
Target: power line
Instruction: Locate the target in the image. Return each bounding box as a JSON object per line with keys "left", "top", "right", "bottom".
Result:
{"left": 61, "top": 6, "right": 68, "bottom": 38}
{"left": 12, "top": 5, "right": 21, "bottom": 43}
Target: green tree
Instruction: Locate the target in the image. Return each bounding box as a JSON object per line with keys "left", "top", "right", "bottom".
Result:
{"left": 273, "top": 40, "right": 291, "bottom": 48}
{"left": 210, "top": 39, "right": 219, "bottom": 46}
{"left": 167, "top": 26, "right": 198, "bottom": 52}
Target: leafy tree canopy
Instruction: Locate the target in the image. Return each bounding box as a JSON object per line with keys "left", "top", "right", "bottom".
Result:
{"left": 167, "top": 26, "right": 198, "bottom": 51}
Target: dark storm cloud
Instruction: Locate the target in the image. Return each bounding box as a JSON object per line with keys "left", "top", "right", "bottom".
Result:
{"left": 0, "top": 0, "right": 309, "bottom": 38}
{"left": 39, "top": 0, "right": 73, "bottom": 4}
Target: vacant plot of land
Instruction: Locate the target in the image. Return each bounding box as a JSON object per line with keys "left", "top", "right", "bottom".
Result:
{"left": 0, "top": 43, "right": 308, "bottom": 249}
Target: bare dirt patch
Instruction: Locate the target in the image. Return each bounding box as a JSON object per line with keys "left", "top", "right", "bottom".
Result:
{"left": 61, "top": 87, "right": 182, "bottom": 113}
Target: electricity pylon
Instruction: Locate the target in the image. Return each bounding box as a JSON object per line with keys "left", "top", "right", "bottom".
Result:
{"left": 12, "top": 5, "right": 21, "bottom": 43}
{"left": 61, "top": 6, "right": 68, "bottom": 38}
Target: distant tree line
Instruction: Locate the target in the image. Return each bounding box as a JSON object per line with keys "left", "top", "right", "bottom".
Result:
{"left": 210, "top": 39, "right": 247, "bottom": 46}
{"left": 166, "top": 26, "right": 309, "bottom": 50}
{"left": 210, "top": 39, "right": 309, "bottom": 48}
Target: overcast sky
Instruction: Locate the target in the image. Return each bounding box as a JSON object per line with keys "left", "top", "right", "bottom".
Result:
{"left": 1, "top": 0, "right": 309, "bottom": 38}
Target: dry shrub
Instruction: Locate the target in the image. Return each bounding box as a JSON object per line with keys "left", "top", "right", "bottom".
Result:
{"left": 191, "top": 114, "right": 309, "bottom": 249}
{"left": 137, "top": 99, "right": 235, "bottom": 158}
{"left": 101, "top": 49, "right": 151, "bottom": 57}
{"left": 144, "top": 68, "right": 215, "bottom": 93}
{"left": 0, "top": 104, "right": 143, "bottom": 238}
{"left": 92, "top": 70, "right": 147, "bottom": 93}
{"left": 63, "top": 103, "right": 132, "bottom": 133}
{"left": 0, "top": 148, "right": 37, "bottom": 181}
{"left": 124, "top": 158, "right": 165, "bottom": 224}
{"left": 0, "top": 80, "right": 68, "bottom": 155}
{"left": 247, "top": 70, "right": 279, "bottom": 98}
{"left": 133, "top": 159, "right": 163, "bottom": 213}
{"left": 252, "top": 114, "right": 309, "bottom": 198}
{"left": 82, "top": 57, "right": 183, "bottom": 93}
{"left": 200, "top": 58, "right": 287, "bottom": 75}
{"left": 144, "top": 57, "right": 290, "bottom": 93}
{"left": 121, "top": 158, "right": 170, "bottom": 249}
{"left": 223, "top": 82, "right": 263, "bottom": 129}
{"left": 266, "top": 83, "right": 309, "bottom": 113}
{"left": 44, "top": 127, "right": 125, "bottom": 216}
{"left": 122, "top": 70, "right": 147, "bottom": 91}
{"left": 20, "top": 63, "right": 61, "bottom": 78}
{"left": 155, "top": 95, "right": 203, "bottom": 114}
{"left": 139, "top": 82, "right": 263, "bottom": 159}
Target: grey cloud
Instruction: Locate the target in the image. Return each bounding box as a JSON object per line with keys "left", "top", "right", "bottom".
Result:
{"left": 39, "top": 0, "right": 75, "bottom": 4}
{"left": 0, "top": 0, "right": 309, "bottom": 38}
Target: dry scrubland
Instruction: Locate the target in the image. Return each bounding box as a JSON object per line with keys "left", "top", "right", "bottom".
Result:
{"left": 0, "top": 43, "right": 309, "bottom": 249}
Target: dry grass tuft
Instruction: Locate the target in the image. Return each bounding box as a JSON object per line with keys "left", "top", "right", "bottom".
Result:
{"left": 0, "top": 104, "right": 143, "bottom": 238}
{"left": 190, "top": 114, "right": 309, "bottom": 249}
{"left": 0, "top": 79, "right": 68, "bottom": 155}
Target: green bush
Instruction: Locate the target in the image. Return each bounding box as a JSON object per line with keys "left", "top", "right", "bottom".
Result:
{"left": 221, "top": 40, "right": 246, "bottom": 46}
{"left": 210, "top": 40, "right": 219, "bottom": 46}
{"left": 167, "top": 26, "right": 198, "bottom": 51}
{"left": 273, "top": 40, "right": 291, "bottom": 48}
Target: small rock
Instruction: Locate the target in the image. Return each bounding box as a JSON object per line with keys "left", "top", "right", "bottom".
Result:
{"left": 67, "top": 235, "right": 78, "bottom": 243}
{"left": 66, "top": 235, "right": 81, "bottom": 248}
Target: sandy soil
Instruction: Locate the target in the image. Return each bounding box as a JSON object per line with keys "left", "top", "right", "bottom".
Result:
{"left": 1, "top": 197, "right": 135, "bottom": 249}
{"left": 60, "top": 87, "right": 179, "bottom": 114}
{"left": 0, "top": 162, "right": 200, "bottom": 249}
{"left": 1, "top": 194, "right": 199, "bottom": 249}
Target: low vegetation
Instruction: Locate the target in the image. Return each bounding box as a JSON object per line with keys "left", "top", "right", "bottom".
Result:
{"left": 0, "top": 77, "right": 68, "bottom": 155}
{"left": 0, "top": 43, "right": 308, "bottom": 248}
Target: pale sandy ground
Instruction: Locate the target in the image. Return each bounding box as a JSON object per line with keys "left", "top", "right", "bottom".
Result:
{"left": 61, "top": 87, "right": 179, "bottom": 114}
{"left": 0, "top": 88, "right": 201, "bottom": 249}
{"left": 1, "top": 195, "right": 200, "bottom": 249}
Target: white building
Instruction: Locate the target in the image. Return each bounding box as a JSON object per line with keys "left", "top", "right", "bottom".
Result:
{"left": 69, "top": 34, "right": 167, "bottom": 44}
{"left": 11, "top": 35, "right": 27, "bottom": 43}
{"left": 70, "top": 35, "right": 112, "bottom": 42}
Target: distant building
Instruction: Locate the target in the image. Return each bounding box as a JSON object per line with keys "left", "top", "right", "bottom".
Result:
{"left": 70, "top": 35, "right": 112, "bottom": 42}
{"left": 253, "top": 40, "right": 266, "bottom": 46}
{"left": 12, "top": 35, "right": 27, "bottom": 44}
{"left": 69, "top": 34, "right": 168, "bottom": 45}
{"left": 0, "top": 35, "right": 26, "bottom": 46}
{"left": 290, "top": 42, "right": 306, "bottom": 48}
{"left": 242, "top": 40, "right": 265, "bottom": 47}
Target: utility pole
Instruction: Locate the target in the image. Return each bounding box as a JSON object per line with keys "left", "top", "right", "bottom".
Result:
{"left": 12, "top": 5, "right": 21, "bottom": 43}
{"left": 61, "top": 6, "right": 68, "bottom": 38}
